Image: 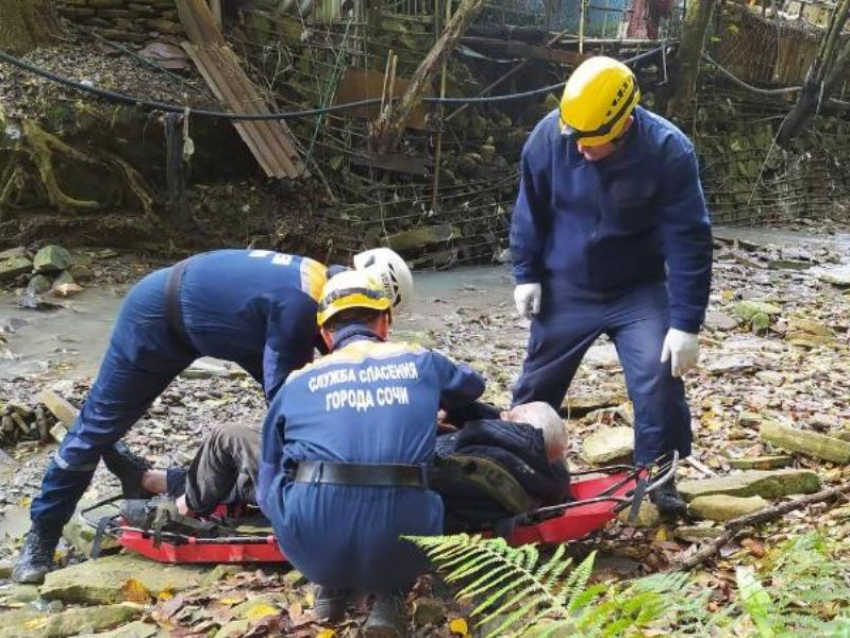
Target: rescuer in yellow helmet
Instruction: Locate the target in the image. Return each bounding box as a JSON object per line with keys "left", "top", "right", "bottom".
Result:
{"left": 509, "top": 55, "right": 713, "bottom": 517}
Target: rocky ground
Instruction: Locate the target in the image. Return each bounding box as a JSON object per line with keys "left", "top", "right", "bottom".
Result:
{"left": 0, "top": 225, "right": 849, "bottom": 636}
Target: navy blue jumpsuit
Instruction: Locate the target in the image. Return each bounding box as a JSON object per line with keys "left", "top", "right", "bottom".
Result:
{"left": 510, "top": 106, "right": 713, "bottom": 464}
{"left": 31, "top": 249, "right": 328, "bottom": 527}
{"left": 258, "top": 327, "right": 485, "bottom": 592}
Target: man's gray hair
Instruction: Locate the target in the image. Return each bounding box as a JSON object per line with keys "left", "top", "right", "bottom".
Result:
{"left": 508, "top": 402, "right": 568, "bottom": 461}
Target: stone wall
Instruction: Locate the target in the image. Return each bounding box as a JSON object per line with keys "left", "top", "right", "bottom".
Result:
{"left": 56, "top": 0, "right": 184, "bottom": 44}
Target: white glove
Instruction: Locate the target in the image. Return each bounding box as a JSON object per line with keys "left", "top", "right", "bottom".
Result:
{"left": 660, "top": 328, "right": 700, "bottom": 377}
{"left": 514, "top": 283, "right": 542, "bottom": 319}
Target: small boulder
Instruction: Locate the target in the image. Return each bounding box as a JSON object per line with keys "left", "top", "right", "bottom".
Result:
{"left": 815, "top": 267, "right": 850, "bottom": 288}
{"left": 86, "top": 620, "right": 165, "bottom": 638}
{"left": 69, "top": 264, "right": 94, "bottom": 282}
{"left": 728, "top": 455, "right": 793, "bottom": 470}
{"left": 581, "top": 426, "right": 634, "bottom": 465}
{"left": 52, "top": 271, "right": 75, "bottom": 288}
{"left": 0, "top": 255, "right": 33, "bottom": 282}
{"left": 33, "top": 245, "right": 73, "bottom": 273}
{"left": 733, "top": 300, "right": 781, "bottom": 322}
{"left": 787, "top": 318, "right": 833, "bottom": 337}
{"left": 27, "top": 274, "right": 53, "bottom": 295}
{"left": 751, "top": 312, "right": 771, "bottom": 332}
{"left": 786, "top": 332, "right": 834, "bottom": 348}
{"left": 617, "top": 500, "right": 660, "bottom": 528}
{"left": 678, "top": 469, "right": 821, "bottom": 501}
{"left": 0, "top": 603, "right": 141, "bottom": 638}
{"left": 688, "top": 495, "right": 768, "bottom": 521}
{"left": 704, "top": 310, "right": 738, "bottom": 332}
{"left": 40, "top": 553, "right": 205, "bottom": 605}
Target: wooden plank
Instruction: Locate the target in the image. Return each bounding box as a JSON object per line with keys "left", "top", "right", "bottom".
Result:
{"left": 334, "top": 67, "right": 431, "bottom": 131}
{"left": 175, "top": 0, "right": 305, "bottom": 179}
{"left": 183, "top": 44, "right": 275, "bottom": 176}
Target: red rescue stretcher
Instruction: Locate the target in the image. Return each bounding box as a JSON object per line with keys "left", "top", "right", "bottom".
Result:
{"left": 81, "top": 452, "right": 677, "bottom": 565}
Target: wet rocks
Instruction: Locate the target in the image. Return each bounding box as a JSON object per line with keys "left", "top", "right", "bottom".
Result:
{"left": 33, "top": 246, "right": 73, "bottom": 274}
{"left": 40, "top": 553, "right": 206, "bottom": 605}
{"left": 0, "top": 248, "right": 32, "bottom": 283}
{"left": 678, "top": 469, "right": 821, "bottom": 501}
{"left": 581, "top": 426, "right": 634, "bottom": 465}
{"left": 704, "top": 310, "right": 738, "bottom": 332}
{"left": 727, "top": 455, "right": 793, "bottom": 470}
{"left": 617, "top": 501, "right": 660, "bottom": 528}
{"left": 733, "top": 300, "right": 782, "bottom": 322}
{"left": 0, "top": 603, "right": 142, "bottom": 638}
{"left": 688, "top": 495, "right": 769, "bottom": 521}
{"left": 760, "top": 420, "right": 850, "bottom": 463}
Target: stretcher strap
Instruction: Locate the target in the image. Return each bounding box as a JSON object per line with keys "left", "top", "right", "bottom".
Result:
{"left": 431, "top": 455, "right": 538, "bottom": 515}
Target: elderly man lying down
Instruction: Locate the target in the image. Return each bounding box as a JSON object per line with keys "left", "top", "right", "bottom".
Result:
{"left": 111, "top": 400, "right": 570, "bottom": 534}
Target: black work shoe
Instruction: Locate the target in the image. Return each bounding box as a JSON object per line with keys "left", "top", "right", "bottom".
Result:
{"left": 363, "top": 591, "right": 408, "bottom": 638}
{"left": 119, "top": 499, "right": 155, "bottom": 528}
{"left": 12, "top": 522, "right": 63, "bottom": 584}
{"left": 101, "top": 441, "right": 153, "bottom": 499}
{"left": 314, "top": 586, "right": 350, "bottom": 623}
{"left": 650, "top": 479, "right": 688, "bottom": 519}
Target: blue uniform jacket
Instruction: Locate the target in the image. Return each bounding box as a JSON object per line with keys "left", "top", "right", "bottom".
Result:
{"left": 179, "top": 249, "right": 327, "bottom": 401}
{"left": 510, "top": 106, "right": 712, "bottom": 333}
{"left": 258, "top": 328, "right": 485, "bottom": 590}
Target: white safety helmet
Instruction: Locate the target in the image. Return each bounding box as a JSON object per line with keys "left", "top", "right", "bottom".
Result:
{"left": 353, "top": 248, "right": 413, "bottom": 311}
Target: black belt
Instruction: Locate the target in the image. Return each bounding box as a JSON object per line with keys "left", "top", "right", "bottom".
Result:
{"left": 293, "top": 461, "right": 427, "bottom": 489}
{"left": 164, "top": 258, "right": 196, "bottom": 353}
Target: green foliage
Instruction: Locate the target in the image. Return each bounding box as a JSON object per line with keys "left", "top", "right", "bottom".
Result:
{"left": 406, "top": 534, "right": 711, "bottom": 637}
{"left": 408, "top": 531, "right": 850, "bottom": 637}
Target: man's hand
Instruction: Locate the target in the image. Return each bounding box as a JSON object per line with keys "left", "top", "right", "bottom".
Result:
{"left": 514, "top": 283, "right": 542, "bottom": 319}
{"left": 660, "top": 328, "right": 699, "bottom": 377}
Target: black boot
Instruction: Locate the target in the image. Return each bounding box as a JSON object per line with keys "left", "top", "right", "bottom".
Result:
{"left": 12, "top": 521, "right": 63, "bottom": 584}
{"left": 101, "top": 441, "right": 152, "bottom": 499}
{"left": 650, "top": 479, "right": 688, "bottom": 519}
{"left": 314, "top": 586, "right": 350, "bottom": 623}
{"left": 363, "top": 591, "right": 408, "bottom": 638}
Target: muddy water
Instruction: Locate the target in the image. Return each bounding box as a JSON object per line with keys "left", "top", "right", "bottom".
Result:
{"left": 0, "top": 226, "right": 847, "bottom": 381}
{"left": 0, "top": 268, "right": 515, "bottom": 381}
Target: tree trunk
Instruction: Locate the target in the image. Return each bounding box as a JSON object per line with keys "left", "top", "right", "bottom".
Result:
{"left": 666, "top": 0, "right": 716, "bottom": 120}
{"left": 0, "top": 0, "right": 65, "bottom": 53}
{"left": 369, "top": 0, "right": 487, "bottom": 153}
{"left": 777, "top": 0, "right": 850, "bottom": 146}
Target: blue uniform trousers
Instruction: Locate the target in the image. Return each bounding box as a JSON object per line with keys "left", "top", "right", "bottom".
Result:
{"left": 266, "top": 476, "right": 442, "bottom": 593}
{"left": 512, "top": 281, "right": 691, "bottom": 465}
{"left": 30, "top": 269, "right": 263, "bottom": 526}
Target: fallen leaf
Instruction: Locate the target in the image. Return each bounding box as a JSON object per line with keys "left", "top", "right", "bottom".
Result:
{"left": 654, "top": 527, "right": 669, "bottom": 542}
{"left": 121, "top": 578, "right": 152, "bottom": 604}
{"left": 741, "top": 538, "right": 766, "bottom": 558}
{"left": 51, "top": 283, "right": 83, "bottom": 297}
{"left": 157, "top": 587, "right": 174, "bottom": 602}
{"left": 242, "top": 602, "right": 280, "bottom": 621}
{"left": 315, "top": 630, "right": 336, "bottom": 638}
{"left": 219, "top": 595, "right": 246, "bottom": 606}
{"left": 449, "top": 617, "right": 471, "bottom": 637}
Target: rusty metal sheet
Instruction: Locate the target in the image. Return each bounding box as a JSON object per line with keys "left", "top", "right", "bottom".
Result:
{"left": 334, "top": 67, "right": 431, "bottom": 131}
{"left": 176, "top": 0, "right": 306, "bottom": 179}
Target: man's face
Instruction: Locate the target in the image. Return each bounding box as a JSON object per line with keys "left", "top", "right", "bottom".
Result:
{"left": 576, "top": 140, "right": 619, "bottom": 162}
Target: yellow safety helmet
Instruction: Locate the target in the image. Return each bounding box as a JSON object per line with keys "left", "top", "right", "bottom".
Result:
{"left": 317, "top": 270, "right": 391, "bottom": 327}
{"left": 559, "top": 56, "right": 641, "bottom": 147}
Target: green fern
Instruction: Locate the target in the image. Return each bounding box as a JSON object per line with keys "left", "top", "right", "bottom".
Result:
{"left": 406, "top": 534, "right": 599, "bottom": 637}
